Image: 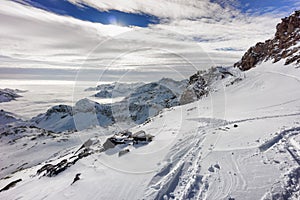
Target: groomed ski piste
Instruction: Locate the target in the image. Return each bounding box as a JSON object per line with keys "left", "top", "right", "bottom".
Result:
{"left": 0, "top": 60, "right": 300, "bottom": 200}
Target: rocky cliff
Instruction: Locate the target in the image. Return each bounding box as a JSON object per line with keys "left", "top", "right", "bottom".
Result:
{"left": 0, "top": 88, "right": 24, "bottom": 103}
{"left": 234, "top": 10, "right": 300, "bottom": 70}
{"left": 180, "top": 66, "right": 239, "bottom": 104}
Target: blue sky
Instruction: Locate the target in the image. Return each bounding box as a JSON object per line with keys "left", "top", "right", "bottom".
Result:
{"left": 1, "top": 0, "right": 300, "bottom": 82}
{"left": 18, "top": 0, "right": 160, "bottom": 27}
{"left": 237, "top": 0, "right": 299, "bottom": 14}
{"left": 212, "top": 0, "right": 299, "bottom": 15}
{"left": 17, "top": 0, "right": 300, "bottom": 27}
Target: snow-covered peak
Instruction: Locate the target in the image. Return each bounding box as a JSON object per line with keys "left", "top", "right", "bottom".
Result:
{"left": 0, "top": 109, "right": 20, "bottom": 126}
{"left": 0, "top": 88, "right": 24, "bottom": 103}
{"left": 44, "top": 105, "right": 73, "bottom": 116}
{"left": 157, "top": 77, "right": 188, "bottom": 96}
{"left": 73, "top": 98, "right": 97, "bottom": 113}
{"left": 87, "top": 82, "right": 144, "bottom": 98}
{"left": 31, "top": 99, "right": 114, "bottom": 132}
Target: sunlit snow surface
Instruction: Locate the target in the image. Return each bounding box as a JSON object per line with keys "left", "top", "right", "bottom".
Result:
{"left": 0, "top": 61, "right": 300, "bottom": 199}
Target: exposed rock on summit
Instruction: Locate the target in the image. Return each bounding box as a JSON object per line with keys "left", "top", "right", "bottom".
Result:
{"left": 180, "top": 67, "right": 238, "bottom": 104}
{"left": 234, "top": 10, "right": 300, "bottom": 70}
{"left": 0, "top": 88, "right": 24, "bottom": 103}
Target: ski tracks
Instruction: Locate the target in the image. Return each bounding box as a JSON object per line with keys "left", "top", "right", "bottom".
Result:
{"left": 145, "top": 129, "right": 207, "bottom": 200}
{"left": 145, "top": 118, "right": 226, "bottom": 200}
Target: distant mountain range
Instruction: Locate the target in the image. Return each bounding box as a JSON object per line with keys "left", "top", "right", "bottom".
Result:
{"left": 29, "top": 69, "right": 240, "bottom": 132}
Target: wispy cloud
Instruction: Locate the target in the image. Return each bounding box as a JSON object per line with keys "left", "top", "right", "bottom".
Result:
{"left": 1, "top": 0, "right": 299, "bottom": 81}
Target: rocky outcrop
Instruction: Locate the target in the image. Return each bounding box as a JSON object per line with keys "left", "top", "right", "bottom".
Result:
{"left": 36, "top": 138, "right": 100, "bottom": 177}
{"left": 126, "top": 82, "right": 180, "bottom": 124}
{"left": 234, "top": 10, "right": 300, "bottom": 70}
{"left": 0, "top": 179, "right": 22, "bottom": 192}
{"left": 109, "top": 78, "right": 187, "bottom": 124}
{"left": 94, "top": 90, "right": 112, "bottom": 98}
{"left": 180, "top": 67, "right": 236, "bottom": 104}
{"left": 0, "top": 88, "right": 24, "bottom": 103}
{"left": 37, "top": 150, "right": 92, "bottom": 177}
{"left": 44, "top": 105, "right": 73, "bottom": 117}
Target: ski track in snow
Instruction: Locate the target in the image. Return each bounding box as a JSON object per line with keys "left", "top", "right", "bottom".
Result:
{"left": 146, "top": 110, "right": 300, "bottom": 199}
{"left": 1, "top": 62, "right": 300, "bottom": 199}
{"left": 146, "top": 118, "right": 228, "bottom": 200}
{"left": 229, "top": 112, "right": 300, "bottom": 124}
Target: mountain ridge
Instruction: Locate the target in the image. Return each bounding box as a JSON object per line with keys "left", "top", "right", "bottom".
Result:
{"left": 234, "top": 10, "right": 300, "bottom": 70}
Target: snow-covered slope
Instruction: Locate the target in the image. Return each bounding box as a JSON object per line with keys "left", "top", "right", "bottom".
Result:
{"left": 1, "top": 61, "right": 300, "bottom": 199}
{"left": 0, "top": 110, "right": 20, "bottom": 126}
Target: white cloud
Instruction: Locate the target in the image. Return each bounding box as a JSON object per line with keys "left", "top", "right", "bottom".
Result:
{"left": 68, "top": 0, "right": 240, "bottom": 20}
{"left": 0, "top": 0, "right": 296, "bottom": 81}
{"left": 0, "top": 0, "right": 131, "bottom": 67}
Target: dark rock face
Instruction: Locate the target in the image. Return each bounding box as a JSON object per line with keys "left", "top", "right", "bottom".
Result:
{"left": 0, "top": 179, "right": 22, "bottom": 192}
{"left": 0, "top": 88, "right": 23, "bottom": 103}
{"left": 180, "top": 71, "right": 208, "bottom": 104}
{"left": 94, "top": 90, "right": 112, "bottom": 98}
{"left": 191, "top": 74, "right": 208, "bottom": 99}
{"left": 45, "top": 105, "right": 73, "bottom": 117}
{"left": 37, "top": 150, "right": 91, "bottom": 177}
{"left": 71, "top": 173, "right": 81, "bottom": 185}
{"left": 180, "top": 67, "right": 235, "bottom": 104}
{"left": 234, "top": 10, "right": 300, "bottom": 70}
{"left": 126, "top": 82, "right": 180, "bottom": 124}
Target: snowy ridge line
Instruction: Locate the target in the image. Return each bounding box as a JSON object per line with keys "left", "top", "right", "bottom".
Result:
{"left": 259, "top": 126, "right": 300, "bottom": 152}
{"left": 229, "top": 112, "right": 300, "bottom": 124}
{"left": 257, "top": 70, "right": 300, "bottom": 84}
{"left": 187, "top": 117, "right": 228, "bottom": 125}
{"left": 212, "top": 146, "right": 258, "bottom": 152}
{"left": 255, "top": 98, "right": 300, "bottom": 111}
{"left": 188, "top": 112, "right": 300, "bottom": 132}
